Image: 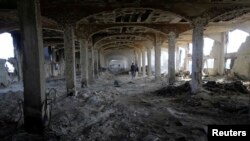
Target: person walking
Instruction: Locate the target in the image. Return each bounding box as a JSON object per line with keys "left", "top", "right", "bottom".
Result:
{"left": 131, "top": 63, "right": 136, "bottom": 79}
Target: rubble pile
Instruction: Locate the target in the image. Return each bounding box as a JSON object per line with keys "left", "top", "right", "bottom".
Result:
{"left": 212, "top": 99, "right": 249, "bottom": 113}
{"left": 0, "top": 75, "right": 249, "bottom": 140}
{"left": 100, "top": 72, "right": 114, "bottom": 80}
{"left": 0, "top": 91, "right": 22, "bottom": 122}
{"left": 0, "top": 59, "right": 10, "bottom": 87}
{"left": 155, "top": 82, "right": 191, "bottom": 96}
{"left": 175, "top": 70, "right": 191, "bottom": 78}
{"left": 49, "top": 88, "right": 120, "bottom": 140}
{"left": 203, "top": 81, "right": 249, "bottom": 94}
{"left": 0, "top": 91, "right": 23, "bottom": 140}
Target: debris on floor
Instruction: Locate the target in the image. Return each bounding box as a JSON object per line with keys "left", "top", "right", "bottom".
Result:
{"left": 0, "top": 75, "right": 249, "bottom": 141}
{"left": 203, "top": 80, "right": 249, "bottom": 94}
{"left": 155, "top": 81, "right": 191, "bottom": 96}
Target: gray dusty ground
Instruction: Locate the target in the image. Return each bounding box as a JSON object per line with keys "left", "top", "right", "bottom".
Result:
{"left": 0, "top": 73, "right": 250, "bottom": 141}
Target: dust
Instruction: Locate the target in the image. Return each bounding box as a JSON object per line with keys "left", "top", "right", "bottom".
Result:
{"left": 0, "top": 75, "right": 249, "bottom": 141}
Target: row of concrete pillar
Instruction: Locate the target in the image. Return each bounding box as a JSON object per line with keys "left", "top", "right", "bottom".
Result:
{"left": 133, "top": 32, "right": 176, "bottom": 84}
{"left": 18, "top": 0, "right": 207, "bottom": 134}
{"left": 132, "top": 25, "right": 206, "bottom": 95}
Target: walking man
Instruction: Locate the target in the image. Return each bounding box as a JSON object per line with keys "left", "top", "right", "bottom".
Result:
{"left": 131, "top": 63, "right": 136, "bottom": 79}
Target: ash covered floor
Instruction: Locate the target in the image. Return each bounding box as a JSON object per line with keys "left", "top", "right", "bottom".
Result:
{"left": 0, "top": 73, "right": 250, "bottom": 141}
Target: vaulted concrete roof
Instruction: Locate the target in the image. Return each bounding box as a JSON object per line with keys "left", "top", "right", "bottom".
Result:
{"left": 1, "top": 0, "right": 250, "bottom": 54}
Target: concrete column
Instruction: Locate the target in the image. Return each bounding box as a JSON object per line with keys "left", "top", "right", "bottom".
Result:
{"left": 191, "top": 17, "right": 207, "bottom": 93}
{"left": 19, "top": 0, "right": 45, "bottom": 133}
{"left": 80, "top": 39, "right": 88, "bottom": 87}
{"left": 134, "top": 50, "right": 138, "bottom": 65}
{"left": 11, "top": 32, "right": 23, "bottom": 81}
{"left": 147, "top": 47, "right": 152, "bottom": 76}
{"left": 94, "top": 49, "right": 98, "bottom": 78}
{"left": 58, "top": 50, "right": 65, "bottom": 76}
{"left": 88, "top": 45, "right": 94, "bottom": 83}
{"left": 91, "top": 47, "right": 95, "bottom": 79}
{"left": 154, "top": 35, "right": 161, "bottom": 80}
{"left": 98, "top": 50, "right": 101, "bottom": 70}
{"left": 168, "top": 32, "right": 176, "bottom": 84}
{"left": 64, "top": 25, "right": 76, "bottom": 95}
{"left": 176, "top": 46, "right": 180, "bottom": 71}
{"left": 134, "top": 50, "right": 139, "bottom": 77}
{"left": 97, "top": 51, "right": 99, "bottom": 74}
{"left": 218, "top": 32, "right": 228, "bottom": 75}
{"left": 99, "top": 49, "right": 104, "bottom": 68}
{"left": 51, "top": 47, "right": 56, "bottom": 77}
{"left": 138, "top": 50, "right": 142, "bottom": 73}
{"left": 142, "top": 47, "right": 146, "bottom": 76}
{"left": 183, "top": 44, "right": 189, "bottom": 71}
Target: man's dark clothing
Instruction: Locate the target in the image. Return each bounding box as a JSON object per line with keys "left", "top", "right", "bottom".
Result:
{"left": 131, "top": 64, "right": 136, "bottom": 72}
{"left": 131, "top": 64, "right": 136, "bottom": 78}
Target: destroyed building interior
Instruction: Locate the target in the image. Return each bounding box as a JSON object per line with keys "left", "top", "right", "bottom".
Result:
{"left": 1, "top": 0, "right": 250, "bottom": 140}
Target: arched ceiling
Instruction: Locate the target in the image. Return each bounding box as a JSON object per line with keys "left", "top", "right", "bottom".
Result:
{"left": 90, "top": 26, "right": 158, "bottom": 42}
{"left": 1, "top": 0, "right": 250, "bottom": 51}
{"left": 95, "top": 35, "right": 148, "bottom": 48}
{"left": 103, "top": 45, "right": 135, "bottom": 52}
{"left": 38, "top": 0, "right": 250, "bottom": 24}
{"left": 100, "top": 41, "right": 134, "bottom": 49}
{"left": 91, "top": 25, "right": 161, "bottom": 53}
{"left": 78, "top": 8, "right": 188, "bottom": 24}
{"left": 104, "top": 49, "right": 135, "bottom": 60}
